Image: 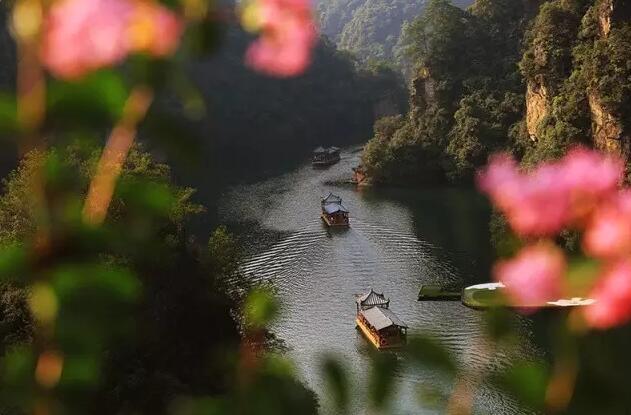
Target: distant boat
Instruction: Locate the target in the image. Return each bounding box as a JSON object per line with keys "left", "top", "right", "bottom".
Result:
{"left": 313, "top": 146, "right": 341, "bottom": 167}
{"left": 355, "top": 289, "right": 408, "bottom": 349}
{"left": 321, "top": 193, "right": 349, "bottom": 227}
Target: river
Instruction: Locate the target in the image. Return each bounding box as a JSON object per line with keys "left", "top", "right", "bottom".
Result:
{"left": 217, "top": 147, "right": 541, "bottom": 414}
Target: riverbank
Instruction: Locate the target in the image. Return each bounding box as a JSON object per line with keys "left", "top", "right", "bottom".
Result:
{"left": 217, "top": 148, "right": 534, "bottom": 414}
{"left": 462, "top": 283, "right": 596, "bottom": 310}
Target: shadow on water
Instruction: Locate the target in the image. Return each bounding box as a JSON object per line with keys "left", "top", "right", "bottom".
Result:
{"left": 358, "top": 187, "right": 494, "bottom": 287}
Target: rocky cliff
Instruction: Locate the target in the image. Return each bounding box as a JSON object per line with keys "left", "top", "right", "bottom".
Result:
{"left": 586, "top": 0, "right": 631, "bottom": 158}
{"left": 522, "top": 0, "right": 631, "bottom": 161}
{"left": 360, "top": 0, "right": 631, "bottom": 186}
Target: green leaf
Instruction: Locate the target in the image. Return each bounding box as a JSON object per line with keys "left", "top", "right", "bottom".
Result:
{"left": 116, "top": 178, "right": 176, "bottom": 217}
{"left": 52, "top": 264, "right": 140, "bottom": 303}
{"left": 0, "top": 93, "right": 18, "bottom": 134}
{"left": 493, "top": 361, "right": 548, "bottom": 410}
{"left": 416, "top": 382, "right": 449, "bottom": 410}
{"left": 368, "top": 352, "right": 399, "bottom": 410}
{"left": 1, "top": 346, "right": 35, "bottom": 386}
{"left": 59, "top": 354, "right": 101, "bottom": 387}
{"left": 566, "top": 257, "right": 601, "bottom": 297}
{"left": 406, "top": 335, "right": 456, "bottom": 374}
{"left": 321, "top": 355, "right": 350, "bottom": 413}
{"left": 0, "top": 346, "right": 35, "bottom": 409}
{"left": 243, "top": 288, "right": 278, "bottom": 330}
{"left": 47, "top": 70, "right": 128, "bottom": 128}
{"left": 0, "top": 244, "right": 28, "bottom": 282}
{"left": 483, "top": 307, "right": 519, "bottom": 341}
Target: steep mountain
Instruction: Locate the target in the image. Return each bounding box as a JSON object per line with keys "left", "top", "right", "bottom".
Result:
{"left": 317, "top": 0, "right": 473, "bottom": 62}
{"left": 359, "top": 0, "right": 631, "bottom": 186}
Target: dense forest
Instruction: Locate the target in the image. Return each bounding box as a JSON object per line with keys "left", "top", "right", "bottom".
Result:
{"left": 360, "top": 0, "right": 631, "bottom": 186}
{"left": 191, "top": 28, "right": 406, "bottom": 180}
{"left": 0, "top": 2, "right": 407, "bottom": 185}
{"left": 0, "top": 2, "right": 406, "bottom": 412}
{"left": 316, "top": 0, "right": 472, "bottom": 62}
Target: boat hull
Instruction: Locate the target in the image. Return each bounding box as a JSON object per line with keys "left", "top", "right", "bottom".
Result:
{"left": 321, "top": 213, "right": 349, "bottom": 227}
{"left": 312, "top": 158, "right": 340, "bottom": 167}
{"left": 355, "top": 317, "right": 404, "bottom": 350}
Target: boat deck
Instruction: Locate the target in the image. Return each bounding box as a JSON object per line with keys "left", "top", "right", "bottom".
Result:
{"left": 321, "top": 213, "right": 349, "bottom": 227}
{"left": 355, "top": 317, "right": 404, "bottom": 350}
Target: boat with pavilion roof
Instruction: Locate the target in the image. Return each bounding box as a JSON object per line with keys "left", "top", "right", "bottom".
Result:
{"left": 312, "top": 146, "right": 341, "bottom": 167}
{"left": 355, "top": 289, "right": 408, "bottom": 349}
{"left": 321, "top": 193, "right": 349, "bottom": 227}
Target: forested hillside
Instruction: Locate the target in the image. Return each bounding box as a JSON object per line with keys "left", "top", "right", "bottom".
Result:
{"left": 0, "top": 2, "right": 406, "bottom": 185}
{"left": 191, "top": 29, "right": 406, "bottom": 181}
{"left": 316, "top": 0, "right": 473, "bottom": 62}
{"left": 360, "top": 0, "right": 631, "bottom": 186}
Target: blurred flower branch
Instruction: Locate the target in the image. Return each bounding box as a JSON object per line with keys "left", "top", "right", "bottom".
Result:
{"left": 82, "top": 86, "right": 153, "bottom": 225}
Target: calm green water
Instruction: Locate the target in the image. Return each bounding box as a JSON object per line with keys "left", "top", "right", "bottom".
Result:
{"left": 218, "top": 148, "right": 540, "bottom": 414}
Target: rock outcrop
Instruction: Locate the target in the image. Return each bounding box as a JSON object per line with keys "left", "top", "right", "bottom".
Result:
{"left": 409, "top": 68, "right": 435, "bottom": 117}
{"left": 525, "top": 78, "right": 551, "bottom": 141}
{"left": 588, "top": 92, "right": 629, "bottom": 156}
{"left": 585, "top": 0, "right": 631, "bottom": 158}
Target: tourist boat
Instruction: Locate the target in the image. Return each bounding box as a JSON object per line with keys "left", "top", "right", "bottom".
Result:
{"left": 321, "top": 193, "right": 349, "bottom": 227}
{"left": 312, "top": 146, "right": 341, "bottom": 167}
{"left": 355, "top": 289, "right": 408, "bottom": 349}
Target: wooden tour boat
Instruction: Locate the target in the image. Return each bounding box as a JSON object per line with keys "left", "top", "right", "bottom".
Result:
{"left": 313, "top": 146, "right": 341, "bottom": 167}
{"left": 321, "top": 193, "right": 350, "bottom": 227}
{"left": 355, "top": 289, "right": 408, "bottom": 350}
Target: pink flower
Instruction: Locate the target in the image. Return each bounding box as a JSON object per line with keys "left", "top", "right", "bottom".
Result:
{"left": 583, "top": 191, "right": 631, "bottom": 259}
{"left": 508, "top": 164, "right": 572, "bottom": 236}
{"left": 494, "top": 243, "right": 566, "bottom": 309}
{"left": 584, "top": 260, "right": 631, "bottom": 329}
{"left": 477, "top": 154, "right": 571, "bottom": 237}
{"left": 41, "top": 0, "right": 183, "bottom": 80}
{"left": 560, "top": 146, "right": 623, "bottom": 222}
{"left": 42, "top": 0, "right": 133, "bottom": 79}
{"left": 477, "top": 147, "right": 624, "bottom": 238}
{"left": 128, "top": 2, "right": 184, "bottom": 57}
{"left": 476, "top": 153, "right": 521, "bottom": 212}
{"left": 244, "top": 0, "right": 317, "bottom": 77}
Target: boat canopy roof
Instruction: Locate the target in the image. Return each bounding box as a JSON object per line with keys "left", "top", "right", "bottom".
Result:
{"left": 323, "top": 203, "right": 349, "bottom": 214}
{"left": 360, "top": 307, "right": 408, "bottom": 331}
{"left": 322, "top": 192, "right": 343, "bottom": 205}
{"left": 314, "top": 146, "right": 340, "bottom": 154}
{"left": 356, "top": 289, "right": 389, "bottom": 308}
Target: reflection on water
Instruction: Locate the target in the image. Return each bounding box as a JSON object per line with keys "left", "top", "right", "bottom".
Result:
{"left": 218, "top": 148, "right": 540, "bottom": 414}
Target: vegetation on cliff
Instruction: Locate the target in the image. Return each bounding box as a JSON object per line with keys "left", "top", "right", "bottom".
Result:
{"left": 361, "top": 0, "right": 631, "bottom": 185}
{"left": 362, "top": 0, "right": 529, "bottom": 185}
{"left": 0, "top": 145, "right": 318, "bottom": 414}
{"left": 316, "top": 0, "right": 472, "bottom": 63}
{"left": 198, "top": 30, "right": 407, "bottom": 180}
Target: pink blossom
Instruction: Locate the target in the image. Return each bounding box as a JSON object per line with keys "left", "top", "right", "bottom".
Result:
{"left": 128, "top": 2, "right": 184, "bottom": 57}
{"left": 560, "top": 146, "right": 623, "bottom": 222}
{"left": 584, "top": 260, "right": 631, "bottom": 329}
{"left": 477, "top": 154, "right": 571, "bottom": 237}
{"left": 476, "top": 153, "right": 521, "bottom": 212}
{"left": 245, "top": 0, "right": 317, "bottom": 77}
{"left": 583, "top": 191, "right": 631, "bottom": 259}
{"left": 41, "top": 0, "right": 183, "bottom": 80}
{"left": 41, "top": 0, "right": 133, "bottom": 79}
{"left": 477, "top": 147, "right": 624, "bottom": 237}
{"left": 494, "top": 243, "right": 566, "bottom": 309}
